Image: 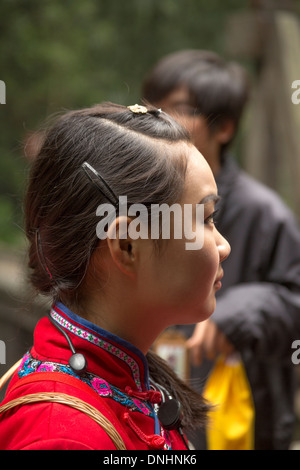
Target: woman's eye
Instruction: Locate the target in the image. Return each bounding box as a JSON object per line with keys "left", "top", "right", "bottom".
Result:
{"left": 205, "top": 211, "right": 217, "bottom": 226}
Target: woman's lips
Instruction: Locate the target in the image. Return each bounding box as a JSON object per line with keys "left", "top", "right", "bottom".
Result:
{"left": 214, "top": 271, "right": 224, "bottom": 289}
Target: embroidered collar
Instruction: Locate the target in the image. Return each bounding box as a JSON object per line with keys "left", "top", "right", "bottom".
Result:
{"left": 18, "top": 351, "right": 155, "bottom": 418}
{"left": 50, "top": 302, "right": 148, "bottom": 392}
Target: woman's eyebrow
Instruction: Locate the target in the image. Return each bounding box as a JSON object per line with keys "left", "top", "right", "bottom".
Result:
{"left": 199, "top": 194, "right": 221, "bottom": 205}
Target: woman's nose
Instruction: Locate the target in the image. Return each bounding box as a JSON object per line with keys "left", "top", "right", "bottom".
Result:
{"left": 217, "top": 230, "right": 231, "bottom": 263}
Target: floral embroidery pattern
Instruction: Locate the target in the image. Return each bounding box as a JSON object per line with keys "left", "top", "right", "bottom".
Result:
{"left": 50, "top": 308, "right": 142, "bottom": 391}
{"left": 18, "top": 352, "right": 154, "bottom": 418}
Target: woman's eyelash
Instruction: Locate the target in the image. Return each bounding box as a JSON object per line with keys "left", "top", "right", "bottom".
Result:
{"left": 205, "top": 210, "right": 218, "bottom": 224}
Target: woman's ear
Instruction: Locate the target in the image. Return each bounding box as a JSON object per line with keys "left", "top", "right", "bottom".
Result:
{"left": 106, "top": 216, "right": 137, "bottom": 277}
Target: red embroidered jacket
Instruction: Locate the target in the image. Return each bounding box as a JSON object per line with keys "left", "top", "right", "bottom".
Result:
{"left": 0, "top": 303, "right": 187, "bottom": 450}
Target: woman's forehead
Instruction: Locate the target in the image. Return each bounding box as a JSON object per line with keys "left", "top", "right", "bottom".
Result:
{"left": 183, "top": 145, "right": 217, "bottom": 202}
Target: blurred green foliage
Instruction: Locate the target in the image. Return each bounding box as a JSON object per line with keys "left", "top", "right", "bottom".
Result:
{"left": 0, "top": 0, "right": 249, "bottom": 246}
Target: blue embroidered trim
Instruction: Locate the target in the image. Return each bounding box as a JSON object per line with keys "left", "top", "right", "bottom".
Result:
{"left": 51, "top": 306, "right": 144, "bottom": 391}
{"left": 18, "top": 352, "right": 154, "bottom": 418}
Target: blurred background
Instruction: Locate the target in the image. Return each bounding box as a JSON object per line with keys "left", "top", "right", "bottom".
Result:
{"left": 1, "top": 0, "right": 300, "bottom": 443}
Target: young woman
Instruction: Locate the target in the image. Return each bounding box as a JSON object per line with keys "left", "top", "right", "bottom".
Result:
{"left": 0, "top": 102, "right": 230, "bottom": 450}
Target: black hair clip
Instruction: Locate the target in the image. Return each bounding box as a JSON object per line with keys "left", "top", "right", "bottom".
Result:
{"left": 148, "top": 108, "right": 162, "bottom": 118}
{"left": 81, "top": 161, "right": 119, "bottom": 207}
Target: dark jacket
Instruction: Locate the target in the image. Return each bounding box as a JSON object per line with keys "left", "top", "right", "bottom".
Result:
{"left": 183, "top": 155, "right": 300, "bottom": 450}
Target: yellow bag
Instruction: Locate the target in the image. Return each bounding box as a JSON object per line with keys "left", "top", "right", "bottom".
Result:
{"left": 203, "top": 353, "right": 255, "bottom": 450}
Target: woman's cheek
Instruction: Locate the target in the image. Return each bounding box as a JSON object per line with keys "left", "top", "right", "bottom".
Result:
{"left": 196, "top": 237, "right": 220, "bottom": 290}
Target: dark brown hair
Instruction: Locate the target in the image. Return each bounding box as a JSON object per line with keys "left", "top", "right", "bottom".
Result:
{"left": 142, "top": 49, "right": 250, "bottom": 139}
{"left": 25, "top": 103, "right": 188, "bottom": 299}
{"left": 24, "top": 101, "right": 210, "bottom": 430}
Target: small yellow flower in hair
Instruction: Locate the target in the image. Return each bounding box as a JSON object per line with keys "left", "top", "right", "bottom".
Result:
{"left": 127, "top": 104, "right": 148, "bottom": 114}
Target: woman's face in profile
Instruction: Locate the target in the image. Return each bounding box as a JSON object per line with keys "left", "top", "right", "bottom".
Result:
{"left": 137, "top": 143, "right": 230, "bottom": 328}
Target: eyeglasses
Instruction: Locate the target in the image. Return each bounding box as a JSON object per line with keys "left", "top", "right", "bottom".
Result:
{"left": 163, "top": 102, "right": 200, "bottom": 117}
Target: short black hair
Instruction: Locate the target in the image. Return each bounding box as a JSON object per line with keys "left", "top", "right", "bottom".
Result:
{"left": 142, "top": 49, "right": 250, "bottom": 133}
